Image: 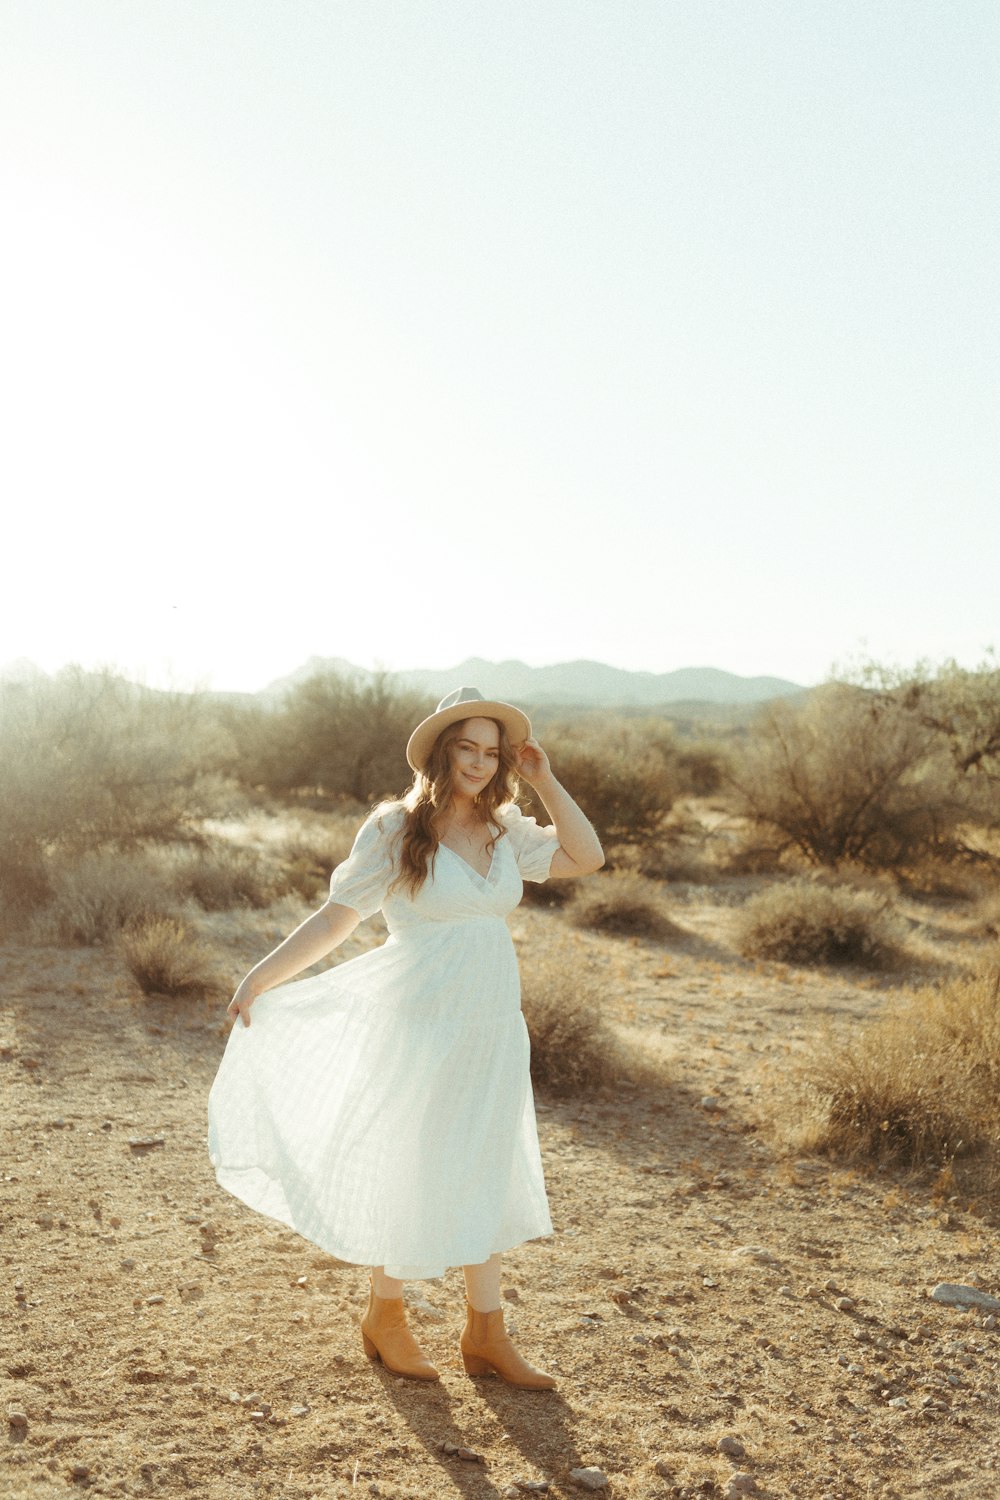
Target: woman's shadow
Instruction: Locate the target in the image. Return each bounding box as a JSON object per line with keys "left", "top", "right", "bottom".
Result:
{"left": 372, "top": 1356, "right": 586, "bottom": 1497}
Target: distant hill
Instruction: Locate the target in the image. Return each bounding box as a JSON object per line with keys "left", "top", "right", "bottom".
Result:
{"left": 264, "top": 656, "right": 808, "bottom": 708}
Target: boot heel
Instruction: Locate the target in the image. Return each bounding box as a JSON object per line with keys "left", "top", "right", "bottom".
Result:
{"left": 361, "top": 1331, "right": 379, "bottom": 1361}
{"left": 462, "top": 1352, "right": 494, "bottom": 1377}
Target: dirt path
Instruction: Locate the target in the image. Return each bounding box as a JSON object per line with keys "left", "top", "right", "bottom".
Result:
{"left": 4, "top": 900, "right": 1000, "bottom": 1500}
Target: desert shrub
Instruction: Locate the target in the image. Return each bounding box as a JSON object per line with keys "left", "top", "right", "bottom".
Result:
{"left": 737, "top": 878, "right": 904, "bottom": 968}
{"left": 569, "top": 872, "right": 681, "bottom": 940}
{"left": 232, "top": 670, "right": 433, "bottom": 804}
{"left": 675, "top": 738, "right": 730, "bottom": 796}
{"left": 517, "top": 877, "right": 575, "bottom": 909}
{"left": 800, "top": 962, "right": 1000, "bottom": 1169}
{"left": 0, "top": 668, "right": 238, "bottom": 917}
{"left": 273, "top": 814, "right": 360, "bottom": 899}
{"left": 636, "top": 835, "right": 714, "bottom": 884}
{"left": 520, "top": 718, "right": 679, "bottom": 848}
{"left": 729, "top": 681, "right": 971, "bottom": 872}
{"left": 519, "top": 944, "right": 663, "bottom": 1095}
{"left": 169, "top": 846, "right": 278, "bottom": 911}
{"left": 42, "top": 851, "right": 179, "bottom": 945}
{"left": 886, "top": 654, "right": 1000, "bottom": 789}
{"left": 121, "top": 917, "right": 223, "bottom": 997}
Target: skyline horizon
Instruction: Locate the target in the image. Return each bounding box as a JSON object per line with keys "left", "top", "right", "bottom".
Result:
{"left": 4, "top": 639, "right": 997, "bottom": 701}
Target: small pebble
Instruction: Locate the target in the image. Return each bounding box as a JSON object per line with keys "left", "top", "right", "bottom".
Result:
{"left": 931, "top": 1283, "right": 1000, "bottom": 1313}
{"left": 717, "top": 1435, "right": 746, "bottom": 1458}
{"left": 700, "top": 1096, "right": 724, "bottom": 1112}
{"left": 8, "top": 1409, "right": 28, "bottom": 1429}
{"left": 835, "top": 1297, "right": 857, "bottom": 1313}
{"left": 569, "top": 1468, "right": 609, "bottom": 1491}
{"left": 725, "top": 1475, "right": 758, "bottom": 1497}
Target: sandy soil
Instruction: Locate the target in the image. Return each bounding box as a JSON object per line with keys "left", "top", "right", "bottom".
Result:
{"left": 4, "top": 884, "right": 1000, "bottom": 1500}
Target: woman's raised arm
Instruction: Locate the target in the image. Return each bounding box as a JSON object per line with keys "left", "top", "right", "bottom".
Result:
{"left": 513, "top": 738, "right": 605, "bottom": 878}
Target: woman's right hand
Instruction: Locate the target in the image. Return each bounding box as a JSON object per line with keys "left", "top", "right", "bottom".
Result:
{"left": 227, "top": 979, "right": 261, "bottom": 1029}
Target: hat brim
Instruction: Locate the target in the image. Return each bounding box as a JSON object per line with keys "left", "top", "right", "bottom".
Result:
{"left": 406, "top": 700, "right": 531, "bottom": 772}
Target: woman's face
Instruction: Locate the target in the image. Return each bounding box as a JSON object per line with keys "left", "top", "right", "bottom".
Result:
{"left": 447, "top": 717, "right": 501, "bottom": 797}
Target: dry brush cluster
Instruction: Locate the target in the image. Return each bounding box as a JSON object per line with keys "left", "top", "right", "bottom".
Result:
{"left": 4, "top": 659, "right": 1000, "bottom": 1170}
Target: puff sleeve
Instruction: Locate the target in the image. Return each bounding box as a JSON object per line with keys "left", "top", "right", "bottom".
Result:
{"left": 325, "top": 810, "right": 401, "bottom": 921}
{"left": 501, "top": 803, "right": 562, "bottom": 883}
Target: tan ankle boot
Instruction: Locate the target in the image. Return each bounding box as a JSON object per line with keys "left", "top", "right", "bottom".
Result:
{"left": 360, "top": 1276, "right": 439, "bottom": 1381}
{"left": 460, "top": 1301, "right": 557, "bottom": 1389}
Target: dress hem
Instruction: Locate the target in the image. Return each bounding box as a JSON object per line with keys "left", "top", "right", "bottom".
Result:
{"left": 211, "top": 1165, "right": 554, "bottom": 1281}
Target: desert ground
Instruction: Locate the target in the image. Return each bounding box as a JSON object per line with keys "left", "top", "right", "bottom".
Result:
{"left": 4, "top": 824, "right": 1000, "bottom": 1500}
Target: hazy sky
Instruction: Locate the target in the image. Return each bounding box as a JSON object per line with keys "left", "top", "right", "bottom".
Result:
{"left": 2, "top": 1, "right": 997, "bottom": 692}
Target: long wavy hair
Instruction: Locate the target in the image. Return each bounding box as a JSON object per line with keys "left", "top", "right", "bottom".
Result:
{"left": 374, "top": 716, "right": 521, "bottom": 898}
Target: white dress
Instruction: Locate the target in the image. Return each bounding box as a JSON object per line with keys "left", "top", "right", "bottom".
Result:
{"left": 207, "top": 802, "right": 560, "bottom": 1280}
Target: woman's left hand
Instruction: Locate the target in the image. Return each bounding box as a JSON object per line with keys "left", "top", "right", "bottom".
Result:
{"left": 513, "top": 736, "right": 553, "bottom": 785}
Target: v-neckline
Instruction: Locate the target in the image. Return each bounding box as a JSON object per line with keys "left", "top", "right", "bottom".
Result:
{"left": 438, "top": 834, "right": 500, "bottom": 884}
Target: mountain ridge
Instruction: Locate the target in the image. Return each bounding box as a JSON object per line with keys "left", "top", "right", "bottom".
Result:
{"left": 264, "top": 656, "right": 809, "bottom": 707}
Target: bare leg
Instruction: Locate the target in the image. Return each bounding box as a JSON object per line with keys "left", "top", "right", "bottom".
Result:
{"left": 371, "top": 1266, "right": 404, "bottom": 1298}
{"left": 463, "top": 1252, "right": 502, "bottom": 1312}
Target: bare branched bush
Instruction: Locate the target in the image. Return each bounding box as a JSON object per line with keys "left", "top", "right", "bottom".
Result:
{"left": 41, "top": 852, "right": 180, "bottom": 945}
{"left": 877, "top": 654, "right": 1000, "bottom": 788}
{"left": 675, "top": 739, "right": 730, "bottom": 796}
{"left": 231, "top": 670, "right": 433, "bottom": 804}
{"left": 729, "top": 681, "right": 971, "bottom": 872}
{"left": 120, "top": 917, "right": 224, "bottom": 997}
{"left": 0, "top": 668, "right": 238, "bottom": 918}
{"left": 798, "top": 962, "right": 1000, "bottom": 1170}
{"left": 736, "top": 878, "right": 905, "bottom": 967}
{"left": 521, "top": 718, "right": 679, "bottom": 848}
{"left": 519, "top": 940, "right": 666, "bottom": 1095}
{"left": 569, "top": 872, "right": 683, "bottom": 940}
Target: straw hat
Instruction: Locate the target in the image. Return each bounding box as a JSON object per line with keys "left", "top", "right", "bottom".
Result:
{"left": 406, "top": 686, "right": 531, "bottom": 772}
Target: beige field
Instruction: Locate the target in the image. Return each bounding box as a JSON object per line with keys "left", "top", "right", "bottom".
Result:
{"left": 3, "top": 824, "right": 1000, "bottom": 1500}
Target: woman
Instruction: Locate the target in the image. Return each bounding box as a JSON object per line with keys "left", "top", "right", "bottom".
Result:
{"left": 207, "top": 686, "right": 604, "bottom": 1388}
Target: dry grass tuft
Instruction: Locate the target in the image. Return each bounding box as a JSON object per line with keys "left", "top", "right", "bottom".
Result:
{"left": 120, "top": 917, "right": 224, "bottom": 997}
{"left": 736, "top": 877, "right": 905, "bottom": 968}
{"left": 41, "top": 852, "right": 179, "bottom": 945}
{"left": 519, "top": 935, "right": 667, "bottom": 1096}
{"left": 795, "top": 962, "right": 1000, "bottom": 1177}
{"left": 568, "top": 872, "right": 684, "bottom": 941}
